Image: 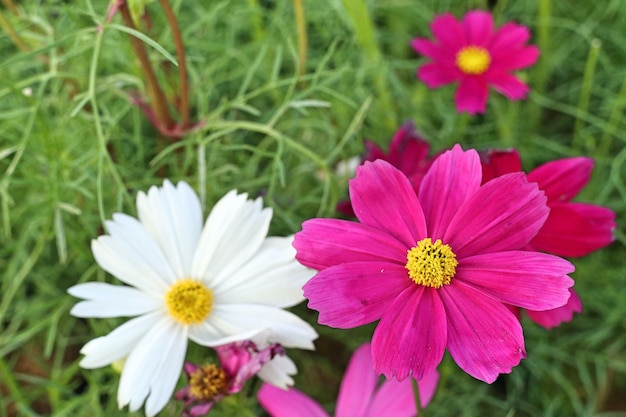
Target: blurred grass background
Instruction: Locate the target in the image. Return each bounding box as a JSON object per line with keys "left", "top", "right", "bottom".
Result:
{"left": 0, "top": 0, "right": 625, "bottom": 416}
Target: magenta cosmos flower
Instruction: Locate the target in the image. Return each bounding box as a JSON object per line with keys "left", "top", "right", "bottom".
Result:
{"left": 480, "top": 149, "right": 616, "bottom": 328}
{"left": 337, "top": 122, "right": 435, "bottom": 217}
{"left": 176, "top": 340, "right": 284, "bottom": 417}
{"left": 258, "top": 342, "right": 439, "bottom": 417}
{"left": 412, "top": 10, "right": 540, "bottom": 114}
{"left": 295, "top": 145, "right": 575, "bottom": 383}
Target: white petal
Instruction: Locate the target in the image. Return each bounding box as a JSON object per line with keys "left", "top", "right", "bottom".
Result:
{"left": 106, "top": 213, "right": 177, "bottom": 286}
{"left": 137, "top": 180, "right": 203, "bottom": 278}
{"left": 194, "top": 304, "right": 317, "bottom": 350}
{"left": 191, "top": 191, "right": 272, "bottom": 288}
{"left": 118, "top": 315, "right": 188, "bottom": 415}
{"left": 92, "top": 236, "right": 169, "bottom": 298}
{"left": 145, "top": 325, "right": 187, "bottom": 417}
{"left": 188, "top": 317, "right": 265, "bottom": 347}
{"left": 79, "top": 312, "right": 162, "bottom": 369}
{"left": 215, "top": 236, "right": 314, "bottom": 308}
{"left": 257, "top": 355, "right": 297, "bottom": 388}
{"left": 69, "top": 282, "right": 161, "bottom": 318}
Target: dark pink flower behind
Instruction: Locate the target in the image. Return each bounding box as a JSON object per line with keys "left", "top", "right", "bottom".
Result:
{"left": 412, "top": 10, "right": 540, "bottom": 114}
{"left": 175, "top": 341, "right": 284, "bottom": 417}
{"left": 296, "top": 145, "right": 575, "bottom": 383}
{"left": 258, "top": 342, "right": 439, "bottom": 417}
{"left": 337, "top": 121, "right": 434, "bottom": 217}
{"left": 480, "top": 149, "right": 616, "bottom": 328}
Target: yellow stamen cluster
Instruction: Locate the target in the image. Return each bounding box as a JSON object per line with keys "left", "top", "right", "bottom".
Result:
{"left": 189, "top": 364, "right": 229, "bottom": 400}
{"left": 405, "top": 238, "right": 458, "bottom": 288}
{"left": 165, "top": 279, "right": 213, "bottom": 325}
{"left": 456, "top": 46, "right": 491, "bottom": 75}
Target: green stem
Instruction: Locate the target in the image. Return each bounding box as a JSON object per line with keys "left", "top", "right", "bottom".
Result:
{"left": 0, "top": 11, "right": 29, "bottom": 51}
{"left": 598, "top": 73, "right": 626, "bottom": 156}
{"left": 246, "top": 0, "right": 265, "bottom": 41}
{"left": 1, "top": 0, "right": 19, "bottom": 15}
{"left": 528, "top": 0, "right": 552, "bottom": 131}
{"left": 573, "top": 38, "right": 601, "bottom": 150}
{"left": 293, "top": 0, "right": 307, "bottom": 78}
{"left": 412, "top": 377, "right": 424, "bottom": 416}
{"left": 159, "top": 0, "right": 190, "bottom": 128}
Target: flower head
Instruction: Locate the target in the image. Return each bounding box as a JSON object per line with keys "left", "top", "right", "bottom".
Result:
{"left": 337, "top": 121, "right": 434, "bottom": 217}
{"left": 258, "top": 342, "right": 439, "bottom": 417}
{"left": 412, "top": 10, "right": 540, "bottom": 114}
{"left": 296, "top": 145, "right": 574, "bottom": 383}
{"left": 68, "top": 180, "right": 317, "bottom": 416}
{"left": 176, "top": 341, "right": 285, "bottom": 417}
{"left": 480, "top": 149, "right": 616, "bottom": 328}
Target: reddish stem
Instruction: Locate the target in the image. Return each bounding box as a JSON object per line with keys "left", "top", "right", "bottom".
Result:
{"left": 119, "top": 2, "right": 174, "bottom": 129}
{"left": 159, "top": 0, "right": 190, "bottom": 129}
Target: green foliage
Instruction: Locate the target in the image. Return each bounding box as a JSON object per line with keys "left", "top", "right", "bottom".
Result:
{"left": 0, "top": 0, "right": 625, "bottom": 416}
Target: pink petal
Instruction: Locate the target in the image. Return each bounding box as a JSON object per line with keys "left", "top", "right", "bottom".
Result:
{"left": 430, "top": 13, "right": 466, "bottom": 51}
{"left": 294, "top": 219, "right": 407, "bottom": 270}
{"left": 387, "top": 121, "right": 431, "bottom": 175}
{"left": 456, "top": 251, "right": 574, "bottom": 310}
{"left": 440, "top": 281, "right": 525, "bottom": 383}
{"left": 525, "top": 288, "right": 582, "bottom": 329}
{"left": 363, "top": 140, "right": 386, "bottom": 162}
{"left": 372, "top": 286, "right": 446, "bottom": 381}
{"left": 530, "top": 202, "right": 616, "bottom": 257}
{"left": 303, "top": 262, "right": 410, "bottom": 328}
{"left": 418, "top": 145, "right": 482, "bottom": 239}
{"left": 367, "top": 368, "right": 439, "bottom": 417}
{"left": 415, "top": 367, "right": 440, "bottom": 407}
{"left": 479, "top": 148, "right": 522, "bottom": 183}
{"left": 189, "top": 403, "right": 213, "bottom": 417}
{"left": 350, "top": 160, "right": 427, "bottom": 247}
{"left": 486, "top": 71, "right": 530, "bottom": 100}
{"left": 365, "top": 378, "right": 416, "bottom": 417}
{"left": 336, "top": 343, "right": 377, "bottom": 417}
{"left": 445, "top": 172, "right": 548, "bottom": 258}
{"left": 527, "top": 157, "right": 594, "bottom": 202}
{"left": 490, "top": 45, "right": 540, "bottom": 71}
{"left": 258, "top": 384, "right": 330, "bottom": 417}
{"left": 411, "top": 38, "right": 449, "bottom": 63}
{"left": 417, "top": 62, "right": 461, "bottom": 88}
{"left": 455, "top": 76, "right": 489, "bottom": 114}
{"left": 462, "top": 10, "right": 494, "bottom": 46}
{"left": 489, "top": 22, "right": 531, "bottom": 58}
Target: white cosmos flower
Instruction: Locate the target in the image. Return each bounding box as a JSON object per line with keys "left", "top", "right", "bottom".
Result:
{"left": 68, "top": 180, "right": 318, "bottom": 417}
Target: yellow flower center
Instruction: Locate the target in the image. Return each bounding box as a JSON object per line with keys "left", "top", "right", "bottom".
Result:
{"left": 189, "top": 364, "right": 229, "bottom": 400}
{"left": 456, "top": 46, "right": 491, "bottom": 75}
{"left": 405, "top": 238, "right": 458, "bottom": 288}
{"left": 165, "top": 279, "right": 213, "bottom": 325}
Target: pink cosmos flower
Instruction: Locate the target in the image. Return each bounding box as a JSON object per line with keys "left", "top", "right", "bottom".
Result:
{"left": 337, "top": 122, "right": 434, "bottom": 217}
{"left": 480, "top": 149, "right": 616, "bottom": 328}
{"left": 295, "top": 145, "right": 575, "bottom": 383}
{"left": 175, "top": 341, "right": 284, "bottom": 417}
{"left": 258, "top": 342, "right": 439, "bottom": 417}
{"left": 412, "top": 10, "right": 540, "bottom": 114}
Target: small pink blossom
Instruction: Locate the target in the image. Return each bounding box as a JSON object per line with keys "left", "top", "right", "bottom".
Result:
{"left": 175, "top": 341, "right": 284, "bottom": 417}
{"left": 412, "top": 10, "right": 540, "bottom": 114}
{"left": 337, "top": 122, "right": 434, "bottom": 217}
{"left": 296, "top": 145, "right": 574, "bottom": 383}
{"left": 480, "top": 149, "right": 616, "bottom": 328}
{"left": 258, "top": 342, "right": 439, "bottom": 417}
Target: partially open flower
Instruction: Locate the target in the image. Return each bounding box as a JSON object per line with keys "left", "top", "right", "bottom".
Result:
{"left": 176, "top": 341, "right": 285, "bottom": 417}
{"left": 337, "top": 121, "right": 434, "bottom": 217}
